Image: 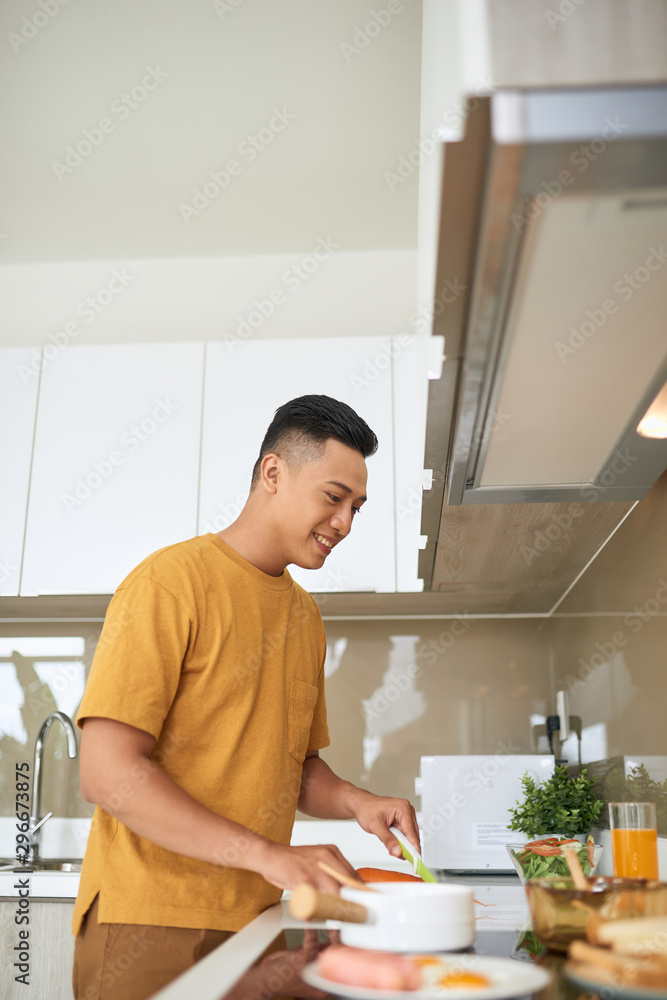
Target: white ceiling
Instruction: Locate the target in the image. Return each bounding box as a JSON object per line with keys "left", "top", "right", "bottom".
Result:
{"left": 0, "top": 0, "right": 422, "bottom": 264}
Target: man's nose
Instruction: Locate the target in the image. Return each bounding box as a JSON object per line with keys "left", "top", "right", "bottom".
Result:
{"left": 330, "top": 508, "right": 352, "bottom": 537}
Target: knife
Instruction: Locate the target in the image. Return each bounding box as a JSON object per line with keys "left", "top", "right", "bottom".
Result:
{"left": 390, "top": 825, "right": 437, "bottom": 882}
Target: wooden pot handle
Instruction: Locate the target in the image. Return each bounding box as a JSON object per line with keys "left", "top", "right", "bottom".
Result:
{"left": 288, "top": 884, "right": 369, "bottom": 924}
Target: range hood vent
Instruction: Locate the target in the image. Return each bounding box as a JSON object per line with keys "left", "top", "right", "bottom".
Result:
{"left": 422, "top": 85, "right": 667, "bottom": 520}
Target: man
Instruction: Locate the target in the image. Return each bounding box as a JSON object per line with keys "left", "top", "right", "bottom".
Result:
{"left": 72, "top": 394, "right": 420, "bottom": 1000}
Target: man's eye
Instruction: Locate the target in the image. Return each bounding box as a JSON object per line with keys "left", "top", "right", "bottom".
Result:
{"left": 352, "top": 506, "right": 362, "bottom": 516}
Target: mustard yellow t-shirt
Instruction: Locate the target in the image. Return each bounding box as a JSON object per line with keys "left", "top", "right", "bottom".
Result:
{"left": 72, "top": 533, "right": 329, "bottom": 936}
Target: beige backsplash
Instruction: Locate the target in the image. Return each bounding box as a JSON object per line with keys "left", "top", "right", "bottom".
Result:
{"left": 1, "top": 471, "right": 666, "bottom": 825}
{"left": 546, "top": 470, "right": 667, "bottom": 789}
{"left": 317, "top": 618, "right": 550, "bottom": 807}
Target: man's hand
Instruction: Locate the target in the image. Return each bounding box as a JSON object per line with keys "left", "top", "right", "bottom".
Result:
{"left": 297, "top": 755, "right": 421, "bottom": 860}
{"left": 253, "top": 842, "right": 364, "bottom": 894}
{"left": 349, "top": 790, "right": 421, "bottom": 860}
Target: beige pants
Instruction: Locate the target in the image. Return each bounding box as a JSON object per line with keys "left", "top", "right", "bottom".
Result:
{"left": 72, "top": 893, "right": 235, "bottom": 1000}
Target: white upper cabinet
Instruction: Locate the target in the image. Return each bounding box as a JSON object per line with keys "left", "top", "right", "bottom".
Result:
{"left": 393, "top": 336, "right": 433, "bottom": 592}
{"left": 21, "top": 343, "right": 204, "bottom": 595}
{"left": 0, "top": 349, "right": 40, "bottom": 596}
{"left": 199, "top": 338, "right": 396, "bottom": 593}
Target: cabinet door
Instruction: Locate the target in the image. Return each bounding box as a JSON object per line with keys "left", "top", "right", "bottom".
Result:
{"left": 21, "top": 343, "right": 204, "bottom": 594}
{"left": 199, "top": 338, "right": 396, "bottom": 592}
{"left": 0, "top": 349, "right": 40, "bottom": 595}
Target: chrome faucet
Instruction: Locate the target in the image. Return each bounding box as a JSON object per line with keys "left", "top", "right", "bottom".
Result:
{"left": 28, "top": 711, "right": 78, "bottom": 864}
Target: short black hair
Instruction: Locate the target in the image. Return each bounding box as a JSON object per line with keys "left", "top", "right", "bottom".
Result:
{"left": 250, "top": 394, "right": 378, "bottom": 489}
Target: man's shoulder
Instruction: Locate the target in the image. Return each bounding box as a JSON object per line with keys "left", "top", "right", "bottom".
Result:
{"left": 116, "top": 533, "right": 213, "bottom": 590}
{"left": 289, "top": 576, "right": 324, "bottom": 623}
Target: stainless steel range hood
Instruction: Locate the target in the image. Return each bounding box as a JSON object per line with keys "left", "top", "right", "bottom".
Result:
{"left": 422, "top": 85, "right": 667, "bottom": 529}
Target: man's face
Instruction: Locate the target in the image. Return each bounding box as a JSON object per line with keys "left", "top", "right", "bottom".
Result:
{"left": 273, "top": 438, "right": 368, "bottom": 570}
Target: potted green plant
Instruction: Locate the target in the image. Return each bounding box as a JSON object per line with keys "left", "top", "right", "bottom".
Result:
{"left": 601, "top": 763, "right": 667, "bottom": 834}
{"left": 506, "top": 766, "right": 604, "bottom": 881}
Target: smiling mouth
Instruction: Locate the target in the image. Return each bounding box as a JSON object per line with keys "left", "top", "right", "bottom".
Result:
{"left": 313, "top": 532, "right": 336, "bottom": 553}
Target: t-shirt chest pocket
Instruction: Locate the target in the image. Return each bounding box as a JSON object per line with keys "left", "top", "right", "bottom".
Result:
{"left": 288, "top": 678, "right": 319, "bottom": 764}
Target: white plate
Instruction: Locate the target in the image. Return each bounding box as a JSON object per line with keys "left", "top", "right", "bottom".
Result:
{"left": 301, "top": 954, "right": 552, "bottom": 1000}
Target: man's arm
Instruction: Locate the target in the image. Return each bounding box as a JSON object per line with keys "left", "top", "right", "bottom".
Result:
{"left": 297, "top": 752, "right": 421, "bottom": 859}
{"left": 79, "top": 717, "right": 361, "bottom": 893}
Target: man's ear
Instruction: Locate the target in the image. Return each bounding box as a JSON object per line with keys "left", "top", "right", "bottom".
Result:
{"left": 260, "top": 452, "right": 281, "bottom": 494}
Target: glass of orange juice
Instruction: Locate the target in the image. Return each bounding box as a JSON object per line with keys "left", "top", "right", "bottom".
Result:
{"left": 609, "top": 802, "right": 659, "bottom": 879}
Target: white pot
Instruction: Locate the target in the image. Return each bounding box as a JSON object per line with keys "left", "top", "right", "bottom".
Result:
{"left": 339, "top": 882, "right": 475, "bottom": 952}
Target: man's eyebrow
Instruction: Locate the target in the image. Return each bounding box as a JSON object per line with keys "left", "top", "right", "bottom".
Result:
{"left": 326, "top": 480, "right": 367, "bottom": 503}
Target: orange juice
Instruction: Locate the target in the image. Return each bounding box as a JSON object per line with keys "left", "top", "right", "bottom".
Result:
{"left": 611, "top": 827, "right": 659, "bottom": 878}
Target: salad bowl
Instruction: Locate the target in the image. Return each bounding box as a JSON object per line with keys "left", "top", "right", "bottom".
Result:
{"left": 506, "top": 836, "right": 603, "bottom": 883}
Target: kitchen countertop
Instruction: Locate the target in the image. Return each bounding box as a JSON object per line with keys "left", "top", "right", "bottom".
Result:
{"left": 150, "top": 877, "right": 543, "bottom": 1000}
{"left": 3, "top": 820, "right": 664, "bottom": 999}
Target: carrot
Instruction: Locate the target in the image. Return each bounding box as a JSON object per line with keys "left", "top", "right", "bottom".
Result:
{"left": 356, "top": 867, "right": 423, "bottom": 883}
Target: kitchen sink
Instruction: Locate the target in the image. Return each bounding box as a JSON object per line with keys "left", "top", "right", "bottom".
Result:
{"left": 0, "top": 858, "right": 82, "bottom": 872}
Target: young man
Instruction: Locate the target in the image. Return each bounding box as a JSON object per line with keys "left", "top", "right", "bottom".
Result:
{"left": 72, "top": 394, "right": 420, "bottom": 1000}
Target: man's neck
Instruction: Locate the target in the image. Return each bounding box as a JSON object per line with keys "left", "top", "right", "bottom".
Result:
{"left": 215, "top": 516, "right": 287, "bottom": 577}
